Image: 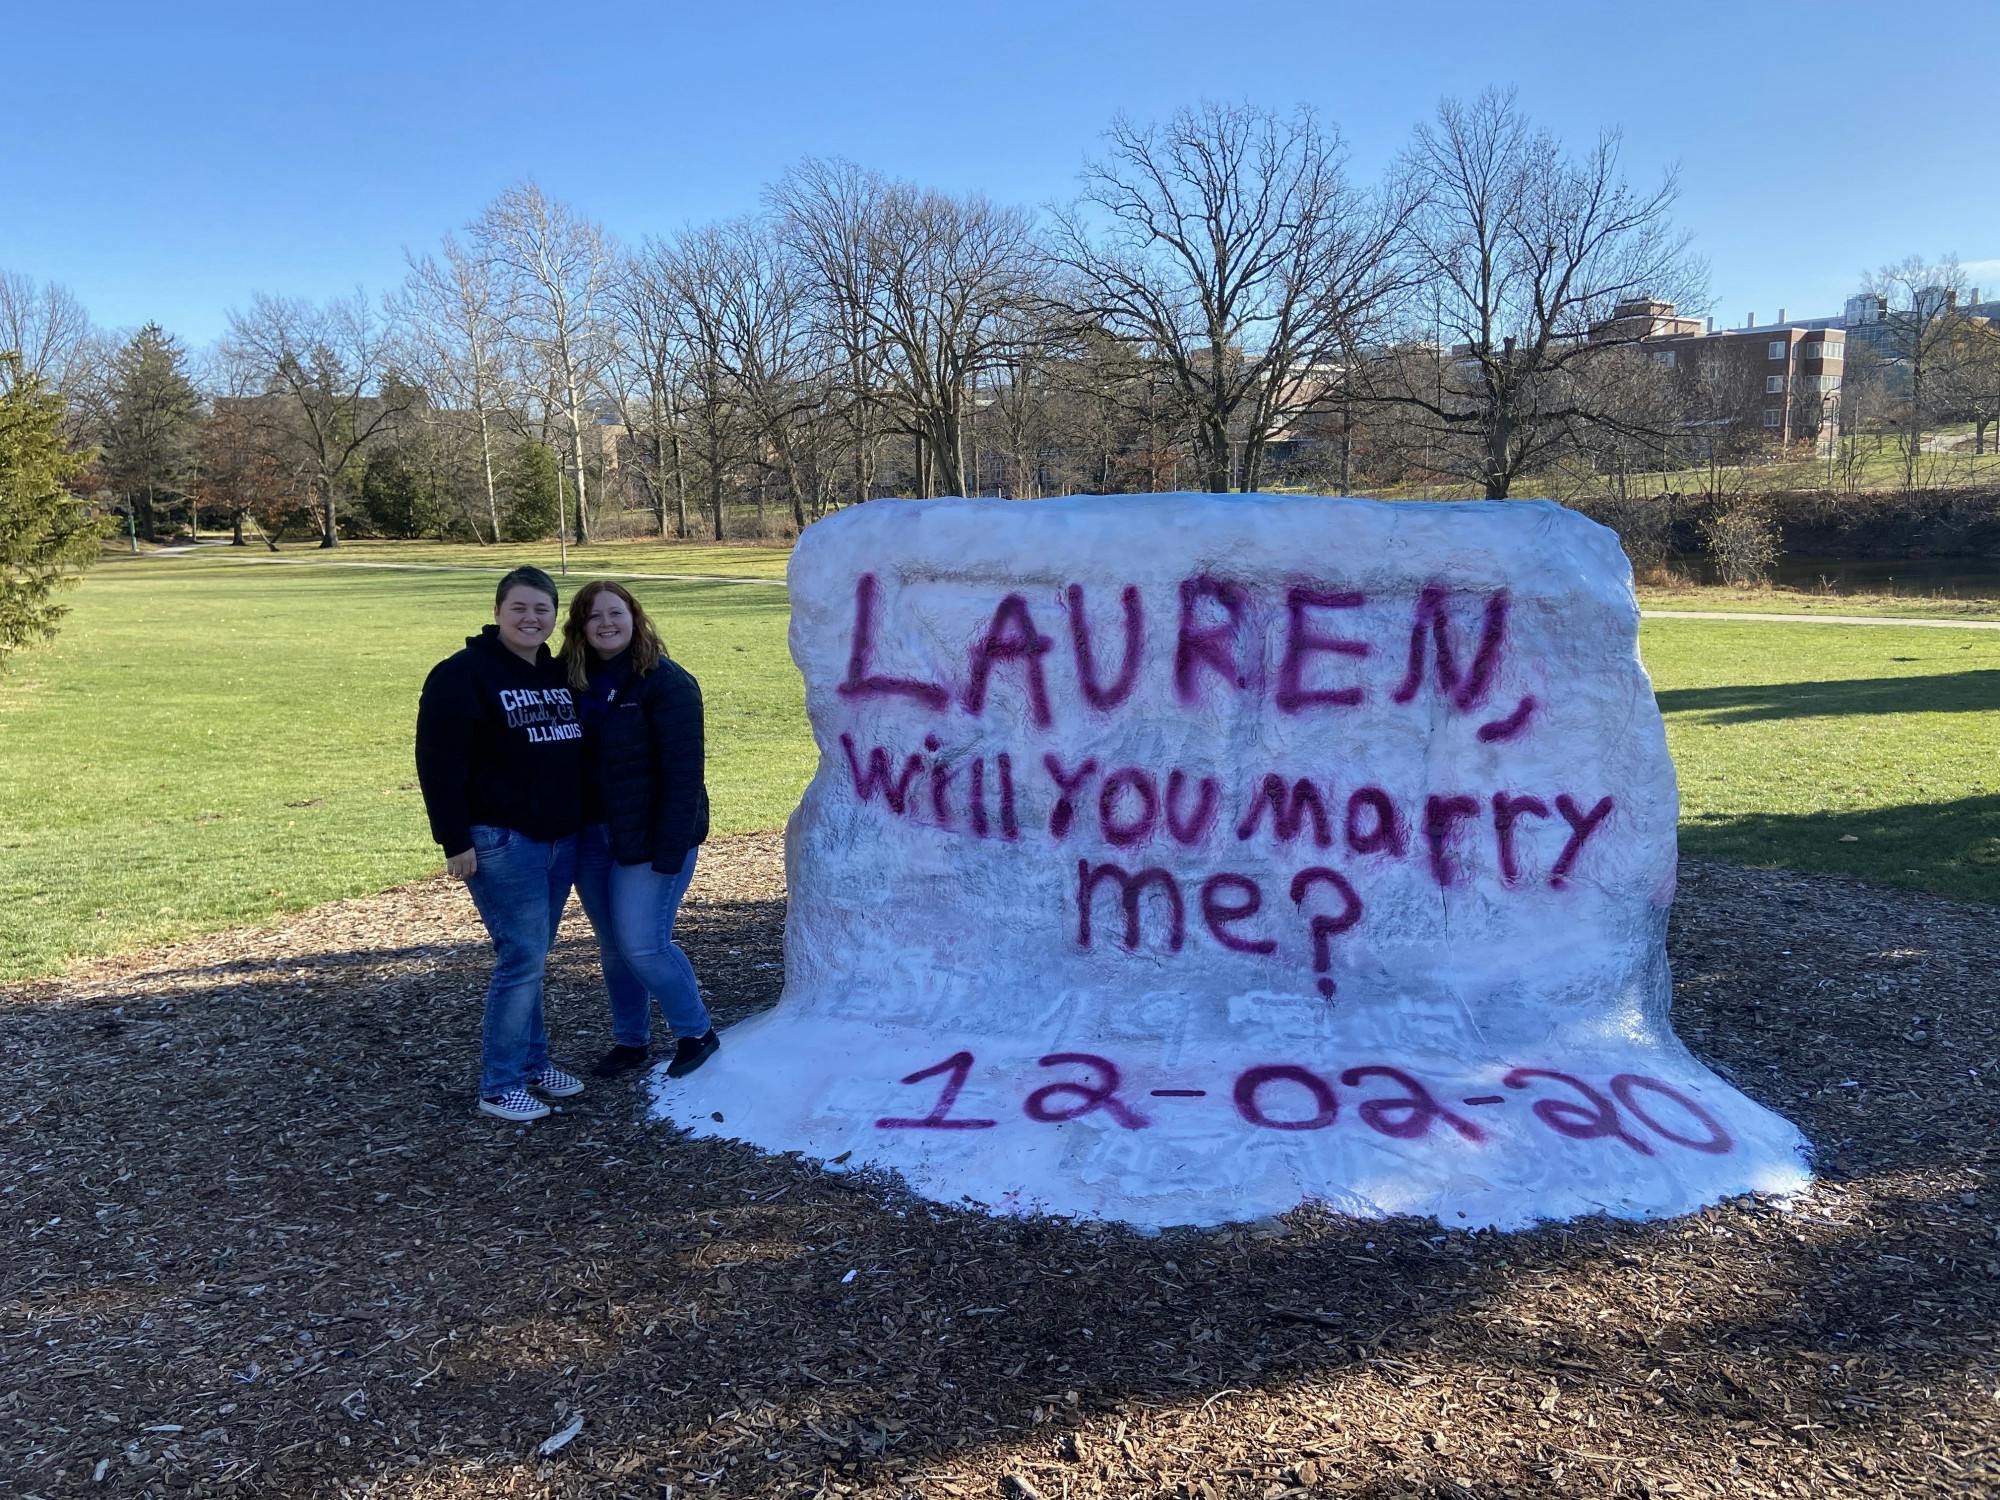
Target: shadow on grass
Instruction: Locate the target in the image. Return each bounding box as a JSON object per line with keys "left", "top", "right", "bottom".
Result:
{"left": 1656, "top": 669, "right": 2000, "bottom": 723}
{"left": 1680, "top": 793, "right": 2000, "bottom": 906}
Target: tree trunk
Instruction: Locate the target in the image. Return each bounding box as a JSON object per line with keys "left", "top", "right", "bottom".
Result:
{"left": 933, "top": 407, "right": 965, "bottom": 497}
{"left": 772, "top": 429, "right": 810, "bottom": 533}
{"left": 231, "top": 509, "right": 246, "bottom": 547}
{"left": 564, "top": 374, "right": 591, "bottom": 543}
{"left": 1198, "top": 415, "right": 1230, "bottom": 493}
{"left": 708, "top": 438, "right": 724, "bottom": 541}
{"left": 651, "top": 429, "right": 670, "bottom": 538}
{"left": 966, "top": 380, "right": 979, "bottom": 497}
{"left": 671, "top": 431, "right": 689, "bottom": 539}
{"left": 320, "top": 475, "right": 339, "bottom": 547}
{"left": 477, "top": 405, "right": 500, "bottom": 544}
{"left": 1483, "top": 406, "right": 1512, "bottom": 500}
{"left": 1242, "top": 434, "right": 1266, "bottom": 494}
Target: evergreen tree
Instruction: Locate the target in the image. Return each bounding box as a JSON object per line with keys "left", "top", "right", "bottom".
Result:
{"left": 103, "top": 323, "right": 200, "bottom": 540}
{"left": 0, "top": 355, "right": 101, "bottom": 669}
{"left": 503, "top": 440, "right": 563, "bottom": 541}
{"left": 359, "top": 443, "right": 450, "bottom": 538}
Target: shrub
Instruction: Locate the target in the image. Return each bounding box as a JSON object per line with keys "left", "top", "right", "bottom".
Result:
{"left": 1699, "top": 499, "right": 1781, "bottom": 586}
{"left": 1588, "top": 493, "right": 1674, "bottom": 575}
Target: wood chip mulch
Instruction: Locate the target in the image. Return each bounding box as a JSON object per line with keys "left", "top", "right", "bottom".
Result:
{"left": 3, "top": 837, "right": 1995, "bottom": 1499}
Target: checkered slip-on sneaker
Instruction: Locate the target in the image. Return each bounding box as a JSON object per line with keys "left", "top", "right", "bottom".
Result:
{"left": 530, "top": 1065, "right": 584, "bottom": 1099}
{"left": 479, "top": 1088, "right": 551, "bottom": 1122}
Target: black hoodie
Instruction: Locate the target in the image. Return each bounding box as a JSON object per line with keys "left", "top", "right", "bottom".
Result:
{"left": 415, "top": 627, "right": 584, "bottom": 858}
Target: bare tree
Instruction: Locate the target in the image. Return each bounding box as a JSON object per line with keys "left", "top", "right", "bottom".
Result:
{"left": 604, "top": 253, "right": 691, "bottom": 539}
{"left": 391, "top": 235, "right": 509, "bottom": 542}
{"left": 1361, "top": 88, "right": 1705, "bottom": 498}
{"left": 1943, "top": 316, "right": 2000, "bottom": 456}
{"left": 222, "top": 290, "right": 411, "bottom": 547}
{"left": 705, "top": 217, "right": 839, "bottom": 531}
{"left": 0, "top": 271, "right": 95, "bottom": 399}
{"left": 984, "top": 346, "right": 1065, "bottom": 499}
{"left": 196, "top": 353, "right": 311, "bottom": 548}
{"left": 635, "top": 228, "right": 752, "bottom": 540}
{"left": 1558, "top": 345, "right": 1679, "bottom": 504}
{"left": 474, "top": 183, "right": 614, "bottom": 542}
{"left": 871, "top": 181, "right": 1042, "bottom": 496}
{"left": 1672, "top": 345, "right": 1761, "bottom": 505}
{"left": 1866, "top": 256, "right": 1971, "bottom": 488}
{"left": 774, "top": 160, "right": 1041, "bottom": 498}
{"left": 772, "top": 159, "right": 894, "bottom": 506}
{"left": 1833, "top": 340, "right": 1891, "bottom": 492}
{"left": 197, "top": 396, "right": 292, "bottom": 548}
{"left": 1049, "top": 101, "right": 1414, "bottom": 493}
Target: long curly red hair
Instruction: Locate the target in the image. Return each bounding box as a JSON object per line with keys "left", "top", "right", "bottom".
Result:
{"left": 560, "top": 579, "right": 665, "bottom": 690}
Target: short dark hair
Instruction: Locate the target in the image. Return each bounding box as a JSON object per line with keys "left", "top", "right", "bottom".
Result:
{"left": 495, "top": 565, "right": 559, "bottom": 610}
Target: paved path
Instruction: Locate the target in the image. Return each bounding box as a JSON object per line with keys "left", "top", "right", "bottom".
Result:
{"left": 166, "top": 551, "right": 2000, "bottom": 626}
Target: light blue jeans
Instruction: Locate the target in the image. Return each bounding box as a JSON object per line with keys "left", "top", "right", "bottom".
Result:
{"left": 573, "top": 824, "right": 711, "bottom": 1046}
{"left": 462, "top": 824, "right": 576, "bottom": 1097}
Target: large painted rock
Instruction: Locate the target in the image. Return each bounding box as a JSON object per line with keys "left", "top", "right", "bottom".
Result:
{"left": 654, "top": 494, "right": 1812, "bottom": 1229}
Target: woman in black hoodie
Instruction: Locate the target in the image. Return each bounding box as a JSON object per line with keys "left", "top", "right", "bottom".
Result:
{"left": 415, "top": 566, "right": 586, "bottom": 1123}
{"left": 559, "top": 580, "right": 718, "bottom": 1080}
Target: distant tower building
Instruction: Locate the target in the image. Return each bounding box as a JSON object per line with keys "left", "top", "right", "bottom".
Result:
{"left": 1843, "top": 293, "right": 1887, "bottom": 326}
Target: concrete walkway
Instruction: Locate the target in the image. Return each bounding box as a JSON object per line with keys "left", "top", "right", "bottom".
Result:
{"left": 166, "top": 550, "right": 2000, "bottom": 626}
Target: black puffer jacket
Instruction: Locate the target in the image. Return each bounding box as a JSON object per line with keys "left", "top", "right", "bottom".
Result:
{"left": 585, "top": 653, "right": 710, "bottom": 872}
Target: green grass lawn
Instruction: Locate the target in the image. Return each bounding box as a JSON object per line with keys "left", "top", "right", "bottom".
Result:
{"left": 1634, "top": 584, "right": 2000, "bottom": 622}
{"left": 175, "top": 533, "right": 2000, "bottom": 621}
{"left": 2, "top": 549, "right": 1994, "bottom": 980}
{"left": 1654, "top": 622, "right": 1999, "bottom": 899}
{"left": 0, "top": 554, "right": 809, "bottom": 981}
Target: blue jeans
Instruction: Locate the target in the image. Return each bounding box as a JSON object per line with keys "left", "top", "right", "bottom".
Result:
{"left": 463, "top": 824, "right": 577, "bottom": 1096}
{"left": 573, "top": 824, "right": 711, "bottom": 1046}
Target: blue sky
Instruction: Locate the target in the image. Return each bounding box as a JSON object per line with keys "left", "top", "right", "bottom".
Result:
{"left": 6, "top": 0, "right": 1994, "bottom": 348}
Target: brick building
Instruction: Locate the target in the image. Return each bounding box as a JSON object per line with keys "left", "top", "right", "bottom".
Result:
{"left": 1586, "top": 300, "right": 1844, "bottom": 449}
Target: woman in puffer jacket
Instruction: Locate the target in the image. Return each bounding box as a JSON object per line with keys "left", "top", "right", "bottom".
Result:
{"left": 559, "top": 580, "right": 719, "bottom": 1080}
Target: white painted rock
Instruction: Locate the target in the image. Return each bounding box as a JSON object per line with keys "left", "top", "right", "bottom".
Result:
{"left": 654, "top": 494, "right": 1812, "bottom": 1230}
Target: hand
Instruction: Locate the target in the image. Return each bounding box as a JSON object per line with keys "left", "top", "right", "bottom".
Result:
{"left": 445, "top": 848, "right": 478, "bottom": 880}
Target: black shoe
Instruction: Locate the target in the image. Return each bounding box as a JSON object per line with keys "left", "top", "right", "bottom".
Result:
{"left": 666, "top": 1030, "right": 720, "bottom": 1078}
{"left": 592, "top": 1043, "right": 650, "bottom": 1078}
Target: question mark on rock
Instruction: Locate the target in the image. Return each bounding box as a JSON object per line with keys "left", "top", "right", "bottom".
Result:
{"left": 1289, "top": 866, "right": 1363, "bottom": 1000}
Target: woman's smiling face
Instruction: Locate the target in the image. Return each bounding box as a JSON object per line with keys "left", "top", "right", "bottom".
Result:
{"left": 495, "top": 584, "right": 556, "bottom": 654}
{"left": 586, "top": 590, "right": 634, "bottom": 657}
